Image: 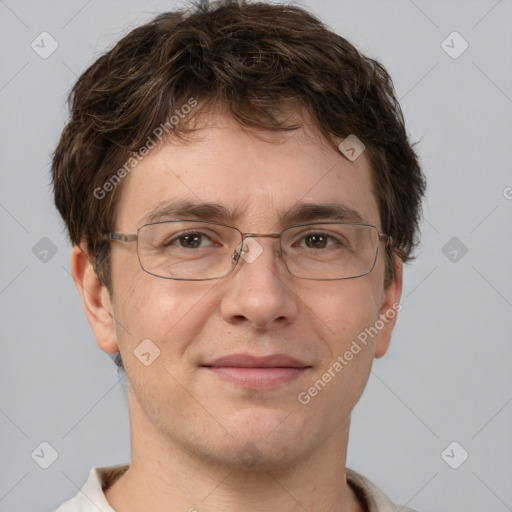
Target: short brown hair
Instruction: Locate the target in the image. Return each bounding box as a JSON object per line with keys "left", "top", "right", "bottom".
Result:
{"left": 52, "top": 0, "right": 425, "bottom": 292}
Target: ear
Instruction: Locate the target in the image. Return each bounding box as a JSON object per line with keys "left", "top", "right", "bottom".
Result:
{"left": 374, "top": 257, "right": 403, "bottom": 358}
{"left": 70, "top": 243, "right": 119, "bottom": 355}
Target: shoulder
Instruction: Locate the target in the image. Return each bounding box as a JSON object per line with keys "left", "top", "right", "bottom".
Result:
{"left": 54, "top": 464, "right": 129, "bottom": 512}
{"left": 346, "top": 468, "right": 420, "bottom": 512}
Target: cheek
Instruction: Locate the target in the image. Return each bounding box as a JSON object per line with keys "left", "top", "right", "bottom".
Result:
{"left": 111, "top": 270, "right": 220, "bottom": 367}
{"left": 297, "top": 281, "right": 382, "bottom": 419}
{"left": 305, "top": 277, "right": 383, "bottom": 352}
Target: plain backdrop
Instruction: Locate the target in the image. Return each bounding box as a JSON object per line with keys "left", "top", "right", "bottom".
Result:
{"left": 1, "top": 1, "right": 511, "bottom": 511}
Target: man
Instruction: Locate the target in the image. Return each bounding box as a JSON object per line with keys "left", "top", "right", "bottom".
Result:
{"left": 52, "top": 1, "right": 426, "bottom": 510}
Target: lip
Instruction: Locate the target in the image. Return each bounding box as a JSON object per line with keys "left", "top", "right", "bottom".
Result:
{"left": 204, "top": 354, "right": 309, "bottom": 368}
{"left": 201, "top": 354, "right": 311, "bottom": 389}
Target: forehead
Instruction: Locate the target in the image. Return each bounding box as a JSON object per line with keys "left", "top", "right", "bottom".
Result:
{"left": 114, "top": 112, "right": 380, "bottom": 231}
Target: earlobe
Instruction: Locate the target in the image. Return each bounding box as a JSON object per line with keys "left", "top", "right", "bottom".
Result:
{"left": 374, "top": 258, "right": 403, "bottom": 358}
{"left": 71, "top": 243, "right": 119, "bottom": 355}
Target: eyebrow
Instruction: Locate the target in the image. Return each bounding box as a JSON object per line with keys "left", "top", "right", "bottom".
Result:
{"left": 139, "top": 199, "right": 238, "bottom": 225}
{"left": 279, "top": 202, "right": 363, "bottom": 225}
{"left": 139, "top": 199, "right": 364, "bottom": 227}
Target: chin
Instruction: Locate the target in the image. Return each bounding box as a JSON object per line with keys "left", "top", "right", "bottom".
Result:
{"left": 199, "top": 414, "right": 315, "bottom": 471}
{"left": 202, "top": 440, "right": 309, "bottom": 473}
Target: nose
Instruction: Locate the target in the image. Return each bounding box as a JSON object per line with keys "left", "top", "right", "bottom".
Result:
{"left": 219, "top": 237, "right": 299, "bottom": 329}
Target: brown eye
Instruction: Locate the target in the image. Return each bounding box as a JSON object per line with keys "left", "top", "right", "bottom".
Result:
{"left": 305, "top": 234, "right": 328, "bottom": 249}
{"left": 178, "top": 233, "right": 204, "bottom": 248}
{"left": 163, "top": 231, "right": 216, "bottom": 249}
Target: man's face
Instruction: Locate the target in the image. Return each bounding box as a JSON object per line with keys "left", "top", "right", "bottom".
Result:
{"left": 88, "top": 110, "right": 401, "bottom": 470}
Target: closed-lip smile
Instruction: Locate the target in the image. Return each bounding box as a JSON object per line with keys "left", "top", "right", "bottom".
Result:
{"left": 201, "top": 354, "right": 311, "bottom": 388}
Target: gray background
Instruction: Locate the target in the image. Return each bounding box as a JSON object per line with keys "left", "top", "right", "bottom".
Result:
{"left": 1, "top": 0, "right": 511, "bottom": 511}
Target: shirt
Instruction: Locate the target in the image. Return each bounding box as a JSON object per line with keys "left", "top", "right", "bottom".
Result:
{"left": 55, "top": 464, "right": 419, "bottom": 512}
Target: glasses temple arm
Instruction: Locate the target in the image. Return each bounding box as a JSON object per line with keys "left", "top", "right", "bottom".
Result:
{"left": 104, "top": 233, "right": 138, "bottom": 243}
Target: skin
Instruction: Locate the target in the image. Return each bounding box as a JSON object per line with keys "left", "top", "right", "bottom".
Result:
{"left": 72, "top": 109, "right": 402, "bottom": 512}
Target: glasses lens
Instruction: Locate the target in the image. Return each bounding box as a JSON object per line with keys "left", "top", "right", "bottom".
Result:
{"left": 135, "top": 221, "right": 381, "bottom": 281}
{"left": 281, "top": 223, "right": 380, "bottom": 280}
{"left": 137, "top": 221, "right": 241, "bottom": 280}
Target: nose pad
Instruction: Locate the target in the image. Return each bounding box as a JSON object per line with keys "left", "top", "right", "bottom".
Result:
{"left": 231, "top": 236, "right": 285, "bottom": 276}
{"left": 232, "top": 243, "right": 243, "bottom": 263}
{"left": 239, "top": 238, "right": 264, "bottom": 264}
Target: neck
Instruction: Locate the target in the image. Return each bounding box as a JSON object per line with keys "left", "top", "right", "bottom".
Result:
{"left": 105, "top": 391, "right": 365, "bottom": 512}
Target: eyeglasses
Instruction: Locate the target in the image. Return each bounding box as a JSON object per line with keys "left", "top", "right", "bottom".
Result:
{"left": 103, "top": 220, "right": 391, "bottom": 281}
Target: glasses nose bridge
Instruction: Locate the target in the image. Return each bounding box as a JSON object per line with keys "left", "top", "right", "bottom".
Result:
{"left": 233, "top": 232, "right": 284, "bottom": 267}
{"left": 240, "top": 231, "right": 283, "bottom": 253}
{"left": 242, "top": 232, "right": 281, "bottom": 241}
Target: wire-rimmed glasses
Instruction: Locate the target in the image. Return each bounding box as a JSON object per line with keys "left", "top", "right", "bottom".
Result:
{"left": 103, "top": 219, "right": 391, "bottom": 281}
